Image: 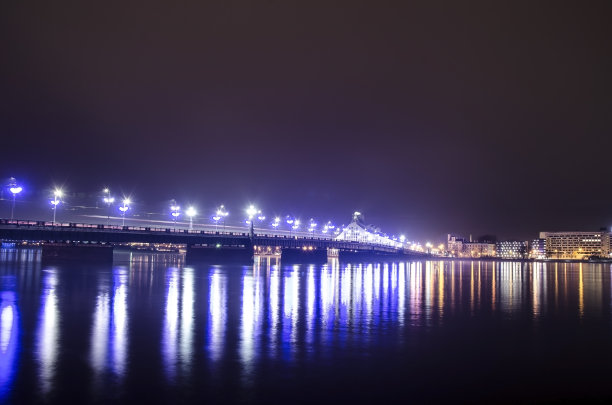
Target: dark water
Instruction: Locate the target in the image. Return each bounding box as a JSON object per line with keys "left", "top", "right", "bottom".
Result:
{"left": 1, "top": 248, "right": 612, "bottom": 404}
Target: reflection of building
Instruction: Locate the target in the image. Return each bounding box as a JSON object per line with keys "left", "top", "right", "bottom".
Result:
{"left": 540, "top": 231, "right": 611, "bottom": 259}
{"left": 495, "top": 241, "right": 528, "bottom": 259}
{"left": 530, "top": 239, "right": 546, "bottom": 260}
{"left": 447, "top": 234, "right": 495, "bottom": 258}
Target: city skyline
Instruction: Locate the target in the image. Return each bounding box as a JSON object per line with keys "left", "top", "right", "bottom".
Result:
{"left": 1, "top": 177, "right": 611, "bottom": 251}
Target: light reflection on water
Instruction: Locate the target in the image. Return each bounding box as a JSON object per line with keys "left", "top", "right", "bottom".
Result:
{"left": 37, "top": 269, "right": 58, "bottom": 395}
{"left": 0, "top": 248, "right": 611, "bottom": 403}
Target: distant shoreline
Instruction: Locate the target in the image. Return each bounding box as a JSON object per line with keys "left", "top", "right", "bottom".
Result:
{"left": 436, "top": 257, "right": 612, "bottom": 264}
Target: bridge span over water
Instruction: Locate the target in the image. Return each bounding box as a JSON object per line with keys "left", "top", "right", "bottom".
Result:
{"left": 0, "top": 219, "right": 431, "bottom": 263}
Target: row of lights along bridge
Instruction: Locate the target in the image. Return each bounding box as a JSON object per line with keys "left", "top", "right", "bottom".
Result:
{"left": 5, "top": 183, "right": 421, "bottom": 247}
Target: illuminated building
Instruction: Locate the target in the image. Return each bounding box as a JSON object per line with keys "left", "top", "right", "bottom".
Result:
{"left": 335, "top": 212, "right": 402, "bottom": 248}
{"left": 447, "top": 234, "right": 464, "bottom": 257}
{"left": 529, "top": 239, "right": 546, "bottom": 260}
{"left": 447, "top": 234, "right": 495, "bottom": 258}
{"left": 540, "top": 231, "right": 611, "bottom": 259}
{"left": 495, "top": 240, "right": 528, "bottom": 259}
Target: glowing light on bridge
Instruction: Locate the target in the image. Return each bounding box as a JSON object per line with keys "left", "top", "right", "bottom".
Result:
{"left": 185, "top": 206, "right": 196, "bottom": 230}
{"left": 103, "top": 188, "right": 115, "bottom": 225}
{"left": 50, "top": 188, "right": 63, "bottom": 224}
{"left": 213, "top": 205, "right": 228, "bottom": 231}
{"left": 170, "top": 201, "right": 181, "bottom": 229}
{"left": 8, "top": 184, "right": 22, "bottom": 220}
{"left": 119, "top": 198, "right": 131, "bottom": 226}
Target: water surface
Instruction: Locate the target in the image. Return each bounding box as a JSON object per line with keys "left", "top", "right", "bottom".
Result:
{"left": 1, "top": 248, "right": 612, "bottom": 404}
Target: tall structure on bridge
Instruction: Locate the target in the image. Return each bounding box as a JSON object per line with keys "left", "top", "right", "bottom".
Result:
{"left": 335, "top": 212, "right": 401, "bottom": 248}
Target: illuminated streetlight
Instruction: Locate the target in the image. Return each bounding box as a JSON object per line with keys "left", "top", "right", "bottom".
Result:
{"left": 8, "top": 185, "right": 22, "bottom": 220}
{"left": 186, "top": 206, "right": 197, "bottom": 230}
{"left": 170, "top": 201, "right": 180, "bottom": 231}
{"left": 50, "top": 188, "right": 63, "bottom": 225}
{"left": 286, "top": 216, "right": 295, "bottom": 237}
{"left": 308, "top": 218, "right": 317, "bottom": 237}
{"left": 425, "top": 242, "right": 433, "bottom": 254}
{"left": 214, "top": 205, "right": 229, "bottom": 232}
{"left": 272, "top": 216, "right": 281, "bottom": 230}
{"left": 103, "top": 188, "right": 115, "bottom": 225}
{"left": 292, "top": 219, "right": 301, "bottom": 234}
{"left": 322, "top": 221, "right": 335, "bottom": 239}
{"left": 119, "top": 198, "right": 131, "bottom": 226}
{"left": 245, "top": 205, "right": 261, "bottom": 235}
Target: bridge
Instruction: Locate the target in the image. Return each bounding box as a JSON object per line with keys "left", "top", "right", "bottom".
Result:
{"left": 0, "top": 218, "right": 431, "bottom": 263}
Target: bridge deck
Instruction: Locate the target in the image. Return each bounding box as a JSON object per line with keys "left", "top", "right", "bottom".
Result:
{"left": 0, "top": 219, "right": 429, "bottom": 256}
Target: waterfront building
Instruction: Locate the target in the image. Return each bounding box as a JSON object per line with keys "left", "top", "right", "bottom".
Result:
{"left": 447, "top": 234, "right": 495, "bottom": 258}
{"left": 539, "top": 231, "right": 611, "bottom": 259}
{"left": 530, "top": 239, "right": 546, "bottom": 260}
{"left": 447, "top": 234, "right": 464, "bottom": 256}
{"left": 464, "top": 242, "right": 496, "bottom": 258}
{"left": 495, "top": 240, "right": 528, "bottom": 259}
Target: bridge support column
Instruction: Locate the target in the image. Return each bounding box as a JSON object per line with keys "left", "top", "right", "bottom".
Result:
{"left": 41, "top": 243, "right": 114, "bottom": 263}
{"left": 327, "top": 248, "right": 339, "bottom": 260}
{"left": 254, "top": 246, "right": 282, "bottom": 266}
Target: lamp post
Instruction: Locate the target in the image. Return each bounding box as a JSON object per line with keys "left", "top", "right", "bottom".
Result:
{"left": 292, "top": 219, "right": 300, "bottom": 237}
{"left": 425, "top": 242, "right": 433, "bottom": 254}
{"left": 186, "top": 206, "right": 196, "bottom": 230}
{"left": 8, "top": 186, "right": 22, "bottom": 220}
{"left": 103, "top": 188, "right": 115, "bottom": 225}
{"left": 119, "top": 198, "right": 131, "bottom": 227}
{"left": 214, "top": 205, "right": 229, "bottom": 232}
{"left": 272, "top": 217, "right": 280, "bottom": 232}
{"left": 308, "top": 218, "right": 317, "bottom": 237}
{"left": 326, "top": 221, "right": 335, "bottom": 239}
{"left": 50, "top": 188, "right": 63, "bottom": 225}
{"left": 286, "top": 216, "right": 294, "bottom": 237}
{"left": 170, "top": 201, "right": 180, "bottom": 231}
{"left": 246, "top": 205, "right": 260, "bottom": 237}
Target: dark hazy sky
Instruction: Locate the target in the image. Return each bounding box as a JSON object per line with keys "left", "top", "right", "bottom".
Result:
{"left": 1, "top": 1, "right": 611, "bottom": 242}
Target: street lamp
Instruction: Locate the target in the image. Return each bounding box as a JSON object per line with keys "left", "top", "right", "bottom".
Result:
{"left": 323, "top": 221, "right": 335, "bottom": 239}
{"left": 8, "top": 185, "right": 22, "bottom": 220}
{"left": 272, "top": 216, "right": 280, "bottom": 231}
{"left": 308, "top": 218, "right": 317, "bottom": 237}
{"left": 119, "top": 198, "right": 131, "bottom": 226}
{"left": 170, "top": 201, "right": 180, "bottom": 231}
{"left": 292, "top": 219, "right": 300, "bottom": 236}
{"left": 214, "top": 205, "right": 229, "bottom": 232}
{"left": 50, "top": 188, "right": 63, "bottom": 225}
{"left": 425, "top": 242, "right": 433, "bottom": 254}
{"left": 286, "top": 216, "right": 295, "bottom": 237}
{"left": 246, "top": 205, "right": 261, "bottom": 235}
{"left": 186, "top": 206, "right": 196, "bottom": 230}
{"left": 103, "top": 188, "right": 115, "bottom": 225}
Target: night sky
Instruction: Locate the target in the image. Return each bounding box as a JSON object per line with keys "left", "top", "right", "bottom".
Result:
{"left": 1, "top": 1, "right": 611, "bottom": 242}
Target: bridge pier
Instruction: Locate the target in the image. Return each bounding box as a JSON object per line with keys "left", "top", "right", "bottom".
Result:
{"left": 41, "top": 243, "right": 114, "bottom": 262}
